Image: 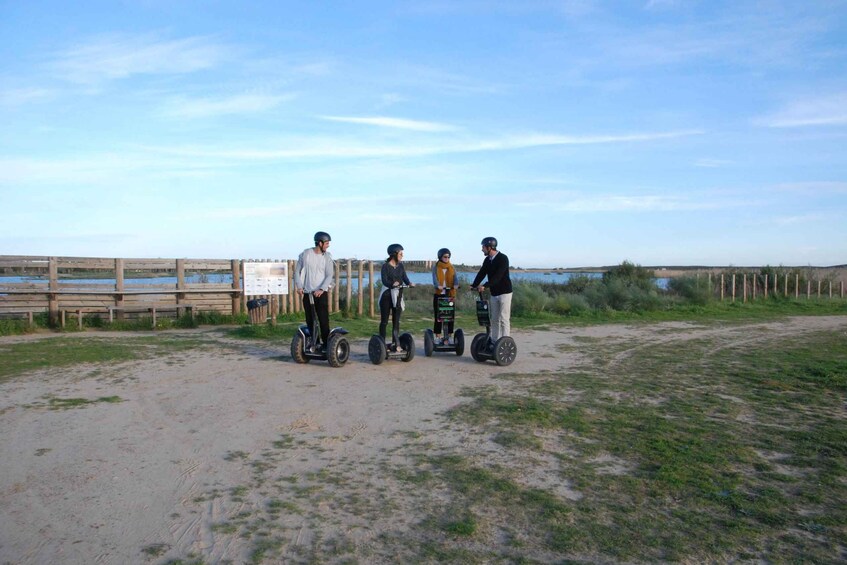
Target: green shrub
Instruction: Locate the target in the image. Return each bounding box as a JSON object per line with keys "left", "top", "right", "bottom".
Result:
{"left": 668, "top": 276, "right": 712, "bottom": 306}
{"left": 512, "top": 282, "right": 550, "bottom": 316}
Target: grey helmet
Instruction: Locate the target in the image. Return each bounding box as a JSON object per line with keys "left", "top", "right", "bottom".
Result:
{"left": 481, "top": 237, "right": 498, "bottom": 249}
{"left": 314, "top": 231, "right": 331, "bottom": 245}
{"left": 387, "top": 243, "right": 404, "bottom": 258}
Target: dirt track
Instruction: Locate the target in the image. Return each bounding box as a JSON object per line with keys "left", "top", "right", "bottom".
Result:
{"left": 2, "top": 316, "right": 846, "bottom": 563}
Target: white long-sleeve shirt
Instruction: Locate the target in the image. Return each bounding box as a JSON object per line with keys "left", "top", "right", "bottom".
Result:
{"left": 295, "top": 248, "right": 334, "bottom": 293}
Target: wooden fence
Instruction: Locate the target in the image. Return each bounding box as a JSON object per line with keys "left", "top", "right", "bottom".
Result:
{"left": 0, "top": 255, "right": 396, "bottom": 326}
{"left": 699, "top": 271, "right": 846, "bottom": 302}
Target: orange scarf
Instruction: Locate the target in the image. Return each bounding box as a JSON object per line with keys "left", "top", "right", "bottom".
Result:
{"left": 434, "top": 261, "right": 457, "bottom": 297}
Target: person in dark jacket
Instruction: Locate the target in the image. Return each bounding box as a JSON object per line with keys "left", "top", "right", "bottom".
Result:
{"left": 379, "top": 243, "right": 414, "bottom": 348}
{"left": 471, "top": 236, "right": 512, "bottom": 341}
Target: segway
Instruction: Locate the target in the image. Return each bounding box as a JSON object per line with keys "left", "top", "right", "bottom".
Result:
{"left": 424, "top": 288, "right": 465, "bottom": 357}
{"left": 291, "top": 292, "right": 350, "bottom": 368}
{"left": 368, "top": 285, "right": 415, "bottom": 364}
{"left": 470, "top": 288, "right": 517, "bottom": 366}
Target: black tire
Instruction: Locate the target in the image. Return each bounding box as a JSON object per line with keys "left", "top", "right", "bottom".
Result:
{"left": 291, "top": 332, "right": 310, "bottom": 364}
{"left": 494, "top": 337, "right": 517, "bottom": 366}
{"left": 424, "top": 329, "right": 434, "bottom": 357}
{"left": 368, "top": 335, "right": 386, "bottom": 365}
{"left": 470, "top": 333, "right": 487, "bottom": 362}
{"left": 399, "top": 333, "right": 415, "bottom": 362}
{"left": 327, "top": 334, "right": 350, "bottom": 368}
{"left": 454, "top": 329, "right": 465, "bottom": 357}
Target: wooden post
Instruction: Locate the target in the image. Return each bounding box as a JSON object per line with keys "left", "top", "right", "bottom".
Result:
{"left": 774, "top": 273, "right": 778, "bottom": 296}
{"left": 731, "top": 274, "right": 736, "bottom": 303}
{"left": 829, "top": 280, "right": 832, "bottom": 299}
{"left": 842, "top": 281, "right": 845, "bottom": 299}
{"left": 743, "top": 274, "right": 747, "bottom": 303}
{"left": 764, "top": 274, "right": 768, "bottom": 299}
{"left": 288, "top": 260, "right": 296, "bottom": 314}
{"left": 807, "top": 280, "right": 811, "bottom": 299}
{"left": 817, "top": 280, "right": 821, "bottom": 298}
{"left": 752, "top": 274, "right": 757, "bottom": 300}
{"left": 357, "top": 260, "right": 364, "bottom": 316}
{"left": 784, "top": 274, "right": 788, "bottom": 298}
{"left": 231, "top": 259, "right": 241, "bottom": 316}
{"left": 346, "top": 259, "right": 353, "bottom": 314}
{"left": 369, "top": 260, "right": 375, "bottom": 317}
{"left": 48, "top": 256, "right": 59, "bottom": 326}
{"left": 176, "top": 258, "right": 185, "bottom": 311}
{"left": 115, "top": 258, "right": 125, "bottom": 321}
{"left": 720, "top": 274, "right": 725, "bottom": 301}
{"left": 270, "top": 294, "right": 277, "bottom": 325}
{"left": 334, "top": 261, "right": 341, "bottom": 313}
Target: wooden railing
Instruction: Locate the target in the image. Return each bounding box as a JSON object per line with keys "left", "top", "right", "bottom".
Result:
{"left": 0, "top": 255, "right": 396, "bottom": 325}
{"left": 0, "top": 256, "right": 242, "bottom": 325}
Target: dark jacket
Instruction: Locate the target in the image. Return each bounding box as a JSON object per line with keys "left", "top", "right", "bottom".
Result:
{"left": 472, "top": 252, "right": 512, "bottom": 296}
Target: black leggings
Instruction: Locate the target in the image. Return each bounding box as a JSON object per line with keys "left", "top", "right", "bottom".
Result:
{"left": 433, "top": 295, "right": 454, "bottom": 335}
{"left": 304, "top": 292, "right": 330, "bottom": 345}
{"left": 379, "top": 291, "right": 402, "bottom": 344}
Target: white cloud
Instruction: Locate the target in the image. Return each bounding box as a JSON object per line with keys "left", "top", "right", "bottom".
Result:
{"left": 694, "top": 158, "right": 732, "bottom": 168}
{"left": 773, "top": 213, "right": 826, "bottom": 226}
{"left": 145, "top": 129, "right": 701, "bottom": 161}
{"left": 0, "top": 87, "right": 52, "bottom": 106}
{"left": 320, "top": 115, "right": 458, "bottom": 132}
{"left": 52, "top": 33, "right": 228, "bottom": 84}
{"left": 161, "top": 93, "right": 293, "bottom": 119}
{"left": 756, "top": 93, "right": 847, "bottom": 128}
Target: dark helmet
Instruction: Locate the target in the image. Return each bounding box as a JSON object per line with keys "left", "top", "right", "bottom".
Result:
{"left": 437, "top": 248, "right": 451, "bottom": 260}
{"left": 314, "top": 231, "right": 331, "bottom": 244}
{"left": 387, "top": 243, "right": 404, "bottom": 257}
{"left": 481, "top": 237, "right": 498, "bottom": 249}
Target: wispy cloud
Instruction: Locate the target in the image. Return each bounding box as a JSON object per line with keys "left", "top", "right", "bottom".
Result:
{"left": 145, "top": 129, "right": 701, "bottom": 161}
{"left": 555, "top": 195, "right": 717, "bottom": 213}
{"left": 0, "top": 86, "right": 52, "bottom": 106}
{"left": 52, "top": 33, "right": 228, "bottom": 84}
{"left": 755, "top": 93, "right": 847, "bottom": 128}
{"left": 694, "top": 158, "right": 732, "bottom": 168}
{"left": 774, "top": 181, "right": 847, "bottom": 193}
{"left": 773, "top": 213, "right": 826, "bottom": 226}
{"left": 320, "top": 115, "right": 458, "bottom": 132}
{"left": 161, "top": 93, "right": 293, "bottom": 119}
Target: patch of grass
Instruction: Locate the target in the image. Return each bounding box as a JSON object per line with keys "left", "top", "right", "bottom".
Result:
{"left": 140, "top": 542, "right": 170, "bottom": 557}
{"left": 432, "top": 326, "right": 847, "bottom": 562}
{"left": 0, "top": 335, "right": 208, "bottom": 382}
{"left": 46, "top": 395, "right": 123, "bottom": 409}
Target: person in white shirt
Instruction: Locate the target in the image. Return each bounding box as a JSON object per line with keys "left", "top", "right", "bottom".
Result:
{"left": 295, "top": 231, "right": 335, "bottom": 348}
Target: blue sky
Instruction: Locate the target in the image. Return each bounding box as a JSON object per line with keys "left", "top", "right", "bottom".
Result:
{"left": 1, "top": 1, "right": 846, "bottom": 268}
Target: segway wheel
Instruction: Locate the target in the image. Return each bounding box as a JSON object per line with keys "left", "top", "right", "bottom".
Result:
{"left": 424, "top": 329, "right": 434, "bottom": 357}
{"left": 291, "top": 333, "right": 310, "bottom": 364}
{"left": 470, "top": 333, "right": 487, "bottom": 363}
{"left": 494, "top": 336, "right": 517, "bottom": 367}
{"left": 454, "top": 329, "right": 465, "bottom": 357}
{"left": 368, "top": 335, "right": 386, "bottom": 365}
{"left": 399, "top": 333, "right": 415, "bottom": 362}
{"left": 327, "top": 334, "right": 350, "bottom": 368}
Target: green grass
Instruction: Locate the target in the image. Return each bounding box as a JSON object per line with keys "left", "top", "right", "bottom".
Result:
{"left": 0, "top": 334, "right": 208, "bottom": 383}
{"left": 438, "top": 328, "right": 847, "bottom": 562}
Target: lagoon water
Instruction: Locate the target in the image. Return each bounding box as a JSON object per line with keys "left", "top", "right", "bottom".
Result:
{"left": 2, "top": 270, "right": 671, "bottom": 290}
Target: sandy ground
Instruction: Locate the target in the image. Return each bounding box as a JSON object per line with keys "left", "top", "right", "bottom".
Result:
{"left": 2, "top": 316, "right": 846, "bottom": 564}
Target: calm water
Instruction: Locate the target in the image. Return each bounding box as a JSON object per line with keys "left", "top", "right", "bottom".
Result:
{"left": 2, "top": 270, "right": 671, "bottom": 289}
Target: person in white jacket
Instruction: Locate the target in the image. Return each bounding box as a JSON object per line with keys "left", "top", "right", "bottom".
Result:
{"left": 295, "top": 231, "right": 335, "bottom": 348}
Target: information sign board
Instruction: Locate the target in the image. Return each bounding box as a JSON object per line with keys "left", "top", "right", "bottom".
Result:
{"left": 243, "top": 262, "right": 289, "bottom": 296}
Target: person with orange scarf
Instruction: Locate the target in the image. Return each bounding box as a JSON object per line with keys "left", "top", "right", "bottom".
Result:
{"left": 431, "top": 248, "right": 459, "bottom": 344}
